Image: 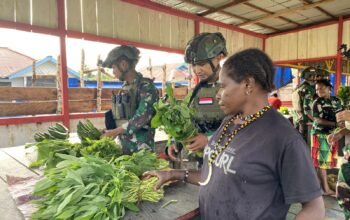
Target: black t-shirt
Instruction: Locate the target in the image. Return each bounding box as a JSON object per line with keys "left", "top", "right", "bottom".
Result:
{"left": 199, "top": 108, "right": 322, "bottom": 220}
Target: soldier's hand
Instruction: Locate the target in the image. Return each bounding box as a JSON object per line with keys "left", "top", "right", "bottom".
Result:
{"left": 336, "top": 110, "right": 350, "bottom": 122}
{"left": 101, "top": 127, "right": 124, "bottom": 139}
{"left": 168, "top": 144, "right": 179, "bottom": 161}
{"left": 186, "top": 133, "right": 208, "bottom": 152}
{"left": 327, "top": 132, "right": 343, "bottom": 145}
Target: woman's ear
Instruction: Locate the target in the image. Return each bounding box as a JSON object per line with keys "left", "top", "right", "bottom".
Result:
{"left": 244, "top": 77, "right": 255, "bottom": 95}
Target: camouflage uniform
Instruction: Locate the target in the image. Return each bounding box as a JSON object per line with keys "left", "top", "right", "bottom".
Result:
{"left": 118, "top": 72, "right": 159, "bottom": 154}
{"left": 311, "top": 96, "right": 342, "bottom": 168}
{"left": 337, "top": 144, "right": 350, "bottom": 220}
{"left": 292, "top": 81, "right": 315, "bottom": 141}
{"left": 102, "top": 45, "right": 159, "bottom": 154}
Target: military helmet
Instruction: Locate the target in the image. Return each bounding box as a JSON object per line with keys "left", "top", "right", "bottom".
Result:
{"left": 301, "top": 67, "right": 317, "bottom": 79}
{"left": 184, "top": 32, "right": 227, "bottom": 64}
{"left": 102, "top": 45, "right": 140, "bottom": 68}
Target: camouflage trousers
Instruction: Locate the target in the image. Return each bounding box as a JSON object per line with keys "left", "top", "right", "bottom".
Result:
{"left": 337, "top": 181, "right": 350, "bottom": 220}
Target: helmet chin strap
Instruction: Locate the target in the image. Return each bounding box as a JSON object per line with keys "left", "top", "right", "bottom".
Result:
{"left": 117, "top": 62, "right": 130, "bottom": 81}
{"left": 204, "top": 60, "right": 220, "bottom": 83}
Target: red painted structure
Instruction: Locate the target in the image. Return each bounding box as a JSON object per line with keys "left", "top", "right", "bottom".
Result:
{"left": 0, "top": 0, "right": 347, "bottom": 127}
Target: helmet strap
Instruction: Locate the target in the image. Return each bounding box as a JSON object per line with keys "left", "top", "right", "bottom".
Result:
{"left": 117, "top": 62, "right": 129, "bottom": 81}
{"left": 206, "top": 60, "right": 220, "bottom": 83}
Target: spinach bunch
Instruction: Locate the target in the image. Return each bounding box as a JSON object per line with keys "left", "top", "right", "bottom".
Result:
{"left": 151, "top": 84, "right": 197, "bottom": 142}
{"left": 32, "top": 154, "right": 164, "bottom": 220}
{"left": 114, "top": 149, "right": 169, "bottom": 177}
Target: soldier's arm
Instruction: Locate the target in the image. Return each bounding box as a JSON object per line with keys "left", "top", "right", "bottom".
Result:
{"left": 123, "top": 85, "right": 158, "bottom": 135}
{"left": 303, "top": 96, "right": 314, "bottom": 121}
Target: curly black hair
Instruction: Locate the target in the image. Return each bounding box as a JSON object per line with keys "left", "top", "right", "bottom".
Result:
{"left": 222, "top": 48, "right": 275, "bottom": 92}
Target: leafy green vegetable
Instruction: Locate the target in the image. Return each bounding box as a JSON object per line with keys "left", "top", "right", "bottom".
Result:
{"left": 337, "top": 85, "right": 350, "bottom": 107}
{"left": 77, "top": 120, "right": 102, "bottom": 145}
{"left": 32, "top": 154, "right": 166, "bottom": 220}
{"left": 278, "top": 106, "right": 289, "bottom": 115}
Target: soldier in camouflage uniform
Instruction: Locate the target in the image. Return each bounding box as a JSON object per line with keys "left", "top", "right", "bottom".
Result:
{"left": 102, "top": 45, "right": 159, "bottom": 154}
{"left": 311, "top": 79, "right": 343, "bottom": 195}
{"left": 328, "top": 110, "right": 350, "bottom": 220}
{"left": 167, "top": 32, "right": 227, "bottom": 162}
{"left": 292, "top": 67, "right": 317, "bottom": 142}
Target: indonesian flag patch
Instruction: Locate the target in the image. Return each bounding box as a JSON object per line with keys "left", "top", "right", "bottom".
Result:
{"left": 198, "top": 97, "right": 214, "bottom": 105}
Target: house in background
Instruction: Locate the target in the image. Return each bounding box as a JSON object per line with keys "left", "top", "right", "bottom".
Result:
{"left": 0, "top": 47, "right": 79, "bottom": 87}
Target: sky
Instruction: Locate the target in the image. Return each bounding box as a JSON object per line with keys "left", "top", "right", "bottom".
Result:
{"left": 0, "top": 28, "right": 184, "bottom": 72}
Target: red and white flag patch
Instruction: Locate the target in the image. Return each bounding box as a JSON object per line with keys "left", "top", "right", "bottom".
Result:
{"left": 198, "top": 97, "right": 214, "bottom": 105}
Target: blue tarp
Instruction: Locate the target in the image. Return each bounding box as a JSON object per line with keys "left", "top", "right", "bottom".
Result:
{"left": 274, "top": 67, "right": 293, "bottom": 90}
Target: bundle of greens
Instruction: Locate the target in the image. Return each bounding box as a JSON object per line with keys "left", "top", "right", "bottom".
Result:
{"left": 79, "top": 138, "right": 123, "bottom": 161}
{"left": 152, "top": 84, "right": 202, "bottom": 156}
{"left": 34, "top": 123, "right": 69, "bottom": 142}
{"left": 77, "top": 120, "right": 103, "bottom": 144}
{"left": 337, "top": 85, "right": 350, "bottom": 107}
{"left": 114, "top": 149, "right": 169, "bottom": 177}
{"left": 27, "top": 137, "right": 122, "bottom": 170}
{"left": 26, "top": 139, "right": 78, "bottom": 170}
{"left": 31, "top": 154, "right": 164, "bottom": 220}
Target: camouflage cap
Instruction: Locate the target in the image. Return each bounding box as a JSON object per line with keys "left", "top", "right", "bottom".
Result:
{"left": 301, "top": 67, "right": 329, "bottom": 79}
{"left": 102, "top": 45, "right": 140, "bottom": 68}
{"left": 184, "top": 32, "right": 227, "bottom": 64}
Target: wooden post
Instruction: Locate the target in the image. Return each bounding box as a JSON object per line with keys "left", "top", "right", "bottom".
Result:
{"left": 188, "top": 64, "right": 192, "bottom": 91}
{"left": 96, "top": 55, "right": 102, "bottom": 112}
{"left": 56, "top": 55, "right": 62, "bottom": 114}
{"left": 148, "top": 57, "right": 153, "bottom": 80}
{"left": 80, "top": 49, "right": 85, "bottom": 88}
{"left": 32, "top": 61, "right": 36, "bottom": 87}
{"left": 162, "top": 64, "right": 167, "bottom": 95}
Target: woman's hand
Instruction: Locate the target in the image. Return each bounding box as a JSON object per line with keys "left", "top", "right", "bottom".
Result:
{"left": 327, "top": 132, "right": 343, "bottom": 145}
{"left": 336, "top": 110, "right": 350, "bottom": 122}
{"left": 167, "top": 144, "right": 180, "bottom": 161}
{"left": 185, "top": 133, "right": 208, "bottom": 152}
{"left": 143, "top": 170, "right": 179, "bottom": 190}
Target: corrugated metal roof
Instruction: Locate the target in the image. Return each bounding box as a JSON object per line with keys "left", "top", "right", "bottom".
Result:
{"left": 0, "top": 47, "right": 35, "bottom": 78}
{"left": 149, "top": 0, "right": 350, "bottom": 35}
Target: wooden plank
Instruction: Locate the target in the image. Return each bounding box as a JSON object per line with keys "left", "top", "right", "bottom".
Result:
{"left": 170, "top": 16, "right": 180, "bottom": 49}
{"left": 112, "top": 0, "right": 121, "bottom": 38}
{"left": 178, "top": 17, "right": 190, "bottom": 49}
{"left": 327, "top": 24, "right": 338, "bottom": 56}
{"left": 82, "top": 0, "right": 97, "bottom": 35}
{"left": 124, "top": 183, "right": 199, "bottom": 219}
{"left": 298, "top": 30, "right": 308, "bottom": 59}
{"left": 0, "top": 0, "right": 15, "bottom": 21}
{"left": 159, "top": 12, "right": 172, "bottom": 48}
{"left": 68, "top": 88, "right": 96, "bottom": 100}
{"left": 69, "top": 88, "right": 123, "bottom": 101}
{"left": 66, "top": 0, "right": 82, "bottom": 32}
{"left": 2, "top": 146, "right": 39, "bottom": 172}
{"left": 0, "top": 180, "right": 23, "bottom": 220}
{"left": 139, "top": 8, "right": 151, "bottom": 44}
{"left": 0, "top": 150, "right": 39, "bottom": 180}
{"left": 343, "top": 21, "right": 350, "bottom": 47}
{"left": 97, "top": 0, "right": 114, "bottom": 37}
{"left": 15, "top": 0, "right": 30, "bottom": 24}
{"left": 287, "top": 33, "right": 298, "bottom": 60}
{"left": 69, "top": 99, "right": 111, "bottom": 113}
{"left": 0, "top": 101, "right": 57, "bottom": 116}
{"left": 115, "top": 1, "right": 139, "bottom": 41}
{"left": 149, "top": 12, "right": 161, "bottom": 46}
{"left": 0, "top": 87, "right": 57, "bottom": 101}
{"left": 32, "top": 0, "right": 57, "bottom": 28}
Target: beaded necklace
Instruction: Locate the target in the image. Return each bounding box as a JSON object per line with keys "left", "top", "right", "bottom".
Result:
{"left": 199, "top": 105, "right": 271, "bottom": 186}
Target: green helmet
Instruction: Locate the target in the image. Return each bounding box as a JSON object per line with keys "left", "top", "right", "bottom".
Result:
{"left": 184, "top": 32, "right": 227, "bottom": 64}
{"left": 301, "top": 67, "right": 316, "bottom": 79}
{"left": 102, "top": 45, "right": 140, "bottom": 68}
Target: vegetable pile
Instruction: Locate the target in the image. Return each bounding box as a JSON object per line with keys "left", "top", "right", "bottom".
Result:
{"left": 278, "top": 106, "right": 289, "bottom": 115}
{"left": 27, "top": 120, "right": 169, "bottom": 219}
{"left": 27, "top": 120, "right": 122, "bottom": 170}
{"left": 32, "top": 153, "right": 164, "bottom": 220}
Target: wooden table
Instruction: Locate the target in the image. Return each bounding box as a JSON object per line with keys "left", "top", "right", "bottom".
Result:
{"left": 0, "top": 145, "right": 346, "bottom": 220}
{"left": 0, "top": 145, "right": 199, "bottom": 220}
